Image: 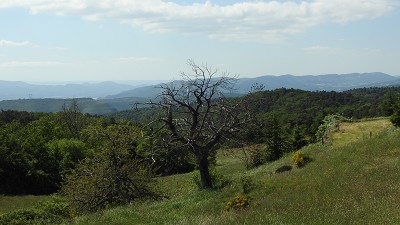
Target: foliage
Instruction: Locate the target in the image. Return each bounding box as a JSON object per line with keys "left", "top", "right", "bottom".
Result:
{"left": 47, "top": 138, "right": 93, "bottom": 179}
{"left": 245, "top": 145, "right": 266, "bottom": 169}
{"left": 391, "top": 113, "right": 400, "bottom": 127}
{"left": 225, "top": 195, "right": 252, "bottom": 211}
{"left": 240, "top": 174, "right": 256, "bottom": 194}
{"left": 263, "top": 116, "right": 289, "bottom": 162}
{"left": 0, "top": 196, "right": 72, "bottom": 225}
{"left": 292, "top": 150, "right": 305, "bottom": 167}
{"left": 145, "top": 129, "right": 196, "bottom": 176}
{"left": 388, "top": 94, "right": 400, "bottom": 127}
{"left": 0, "top": 113, "right": 96, "bottom": 195}
{"left": 0, "top": 110, "right": 38, "bottom": 126}
{"left": 61, "top": 123, "right": 161, "bottom": 215}
{"left": 316, "top": 114, "right": 350, "bottom": 144}
{"left": 242, "top": 130, "right": 289, "bottom": 169}
{"left": 289, "top": 126, "right": 308, "bottom": 151}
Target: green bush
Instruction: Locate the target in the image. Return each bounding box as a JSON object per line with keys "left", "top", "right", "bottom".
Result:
{"left": 61, "top": 152, "right": 160, "bottom": 215}
{"left": 61, "top": 124, "right": 162, "bottom": 215}
{"left": 243, "top": 145, "right": 266, "bottom": 169}
{"left": 240, "top": 175, "right": 256, "bottom": 194}
{"left": 391, "top": 112, "right": 400, "bottom": 127}
{"left": 247, "top": 146, "right": 265, "bottom": 169}
{"left": 225, "top": 195, "right": 252, "bottom": 211}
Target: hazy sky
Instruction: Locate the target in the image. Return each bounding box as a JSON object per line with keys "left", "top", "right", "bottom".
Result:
{"left": 0, "top": 0, "right": 399, "bottom": 82}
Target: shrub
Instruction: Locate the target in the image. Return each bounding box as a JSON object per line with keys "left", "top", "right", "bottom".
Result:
{"left": 240, "top": 145, "right": 266, "bottom": 170}
{"left": 292, "top": 150, "right": 305, "bottom": 167}
{"left": 61, "top": 152, "right": 160, "bottom": 215}
{"left": 61, "top": 124, "right": 162, "bottom": 215}
{"left": 240, "top": 175, "right": 256, "bottom": 194}
{"left": 275, "top": 165, "right": 292, "bottom": 173}
{"left": 225, "top": 195, "right": 252, "bottom": 211}
{"left": 391, "top": 112, "right": 400, "bottom": 127}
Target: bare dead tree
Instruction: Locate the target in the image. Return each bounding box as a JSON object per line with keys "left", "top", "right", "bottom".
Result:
{"left": 146, "top": 59, "right": 249, "bottom": 189}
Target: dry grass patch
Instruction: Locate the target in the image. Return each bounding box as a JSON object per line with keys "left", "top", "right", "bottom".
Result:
{"left": 331, "top": 118, "right": 392, "bottom": 146}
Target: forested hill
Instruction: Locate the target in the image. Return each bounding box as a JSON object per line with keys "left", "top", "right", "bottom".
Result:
{"left": 109, "top": 86, "right": 400, "bottom": 143}
{"left": 0, "top": 97, "right": 149, "bottom": 115}
{"left": 1, "top": 87, "right": 399, "bottom": 119}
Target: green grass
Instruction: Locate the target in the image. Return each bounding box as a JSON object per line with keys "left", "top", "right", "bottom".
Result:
{"left": 68, "top": 118, "right": 400, "bottom": 225}
{"left": 0, "top": 195, "right": 49, "bottom": 215}
{"left": 3, "top": 118, "right": 399, "bottom": 224}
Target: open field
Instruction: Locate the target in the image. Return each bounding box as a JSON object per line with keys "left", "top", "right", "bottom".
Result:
{"left": 331, "top": 117, "right": 392, "bottom": 146}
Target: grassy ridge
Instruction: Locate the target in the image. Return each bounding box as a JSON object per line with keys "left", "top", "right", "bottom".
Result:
{"left": 69, "top": 118, "right": 400, "bottom": 225}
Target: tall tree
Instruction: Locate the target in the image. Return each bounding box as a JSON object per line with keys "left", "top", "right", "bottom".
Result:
{"left": 147, "top": 60, "right": 248, "bottom": 189}
{"left": 61, "top": 99, "right": 87, "bottom": 138}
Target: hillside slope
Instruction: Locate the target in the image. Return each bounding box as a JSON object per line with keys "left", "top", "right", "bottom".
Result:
{"left": 72, "top": 118, "right": 400, "bottom": 225}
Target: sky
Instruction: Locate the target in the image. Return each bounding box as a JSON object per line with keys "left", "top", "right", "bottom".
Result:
{"left": 0, "top": 0, "right": 399, "bottom": 83}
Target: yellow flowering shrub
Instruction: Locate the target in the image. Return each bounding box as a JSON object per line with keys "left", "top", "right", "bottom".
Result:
{"left": 225, "top": 195, "right": 252, "bottom": 211}
{"left": 292, "top": 150, "right": 304, "bottom": 167}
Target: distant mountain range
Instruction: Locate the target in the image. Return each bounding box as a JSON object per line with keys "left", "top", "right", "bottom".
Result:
{"left": 1, "top": 72, "right": 399, "bottom": 114}
{"left": 0, "top": 81, "right": 136, "bottom": 100}
{"left": 106, "top": 72, "right": 400, "bottom": 99}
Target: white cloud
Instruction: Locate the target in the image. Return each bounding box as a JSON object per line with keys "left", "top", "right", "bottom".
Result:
{"left": 0, "top": 39, "right": 33, "bottom": 47}
{"left": 0, "top": 0, "right": 397, "bottom": 42}
{"left": 0, "top": 60, "right": 67, "bottom": 68}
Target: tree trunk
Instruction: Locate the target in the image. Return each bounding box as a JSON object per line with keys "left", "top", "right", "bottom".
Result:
{"left": 197, "top": 153, "right": 213, "bottom": 189}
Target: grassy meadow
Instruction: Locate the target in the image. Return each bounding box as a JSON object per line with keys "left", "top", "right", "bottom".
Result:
{"left": 70, "top": 118, "right": 400, "bottom": 225}
{"left": 0, "top": 195, "right": 48, "bottom": 215}
{"left": 1, "top": 118, "right": 399, "bottom": 224}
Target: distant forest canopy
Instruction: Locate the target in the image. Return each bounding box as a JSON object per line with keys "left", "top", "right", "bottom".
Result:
{"left": 1, "top": 86, "right": 398, "bottom": 117}
{"left": 0, "top": 86, "right": 399, "bottom": 195}
{"left": 109, "top": 86, "right": 400, "bottom": 139}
